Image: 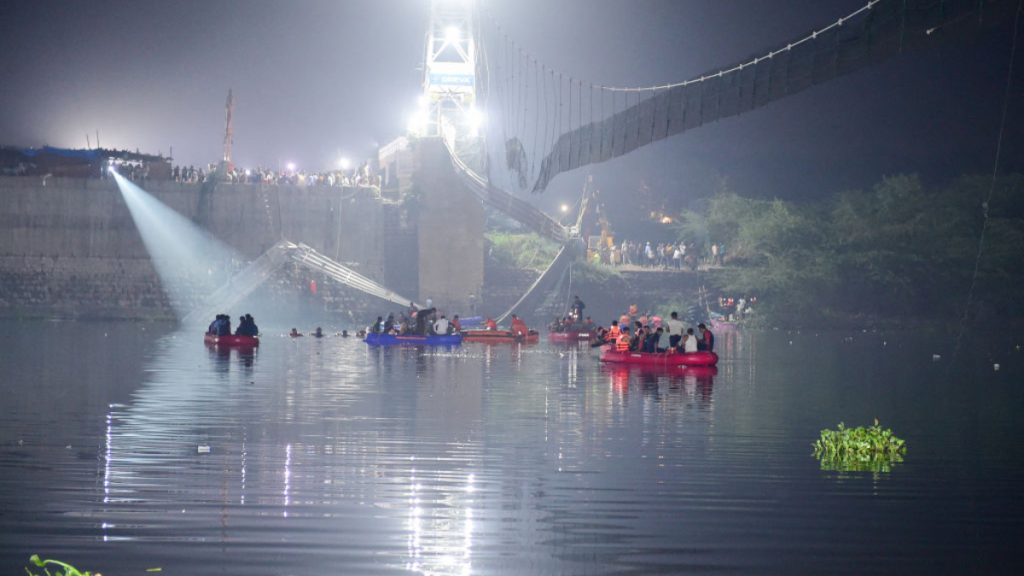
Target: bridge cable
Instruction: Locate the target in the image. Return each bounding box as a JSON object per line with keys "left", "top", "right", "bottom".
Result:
{"left": 953, "top": 0, "right": 1022, "bottom": 360}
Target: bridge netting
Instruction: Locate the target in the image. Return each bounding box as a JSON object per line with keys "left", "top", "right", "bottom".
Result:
{"left": 182, "top": 240, "right": 419, "bottom": 326}
{"left": 475, "top": 0, "right": 1017, "bottom": 194}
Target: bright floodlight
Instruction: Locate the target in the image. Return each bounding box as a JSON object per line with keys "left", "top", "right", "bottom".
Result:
{"left": 107, "top": 165, "right": 116, "bottom": 173}
{"left": 445, "top": 26, "right": 460, "bottom": 43}
{"left": 109, "top": 171, "right": 243, "bottom": 321}
{"left": 560, "top": 203, "right": 569, "bottom": 213}
{"left": 466, "top": 107, "right": 485, "bottom": 137}
{"left": 339, "top": 157, "right": 351, "bottom": 170}
{"left": 287, "top": 162, "right": 296, "bottom": 172}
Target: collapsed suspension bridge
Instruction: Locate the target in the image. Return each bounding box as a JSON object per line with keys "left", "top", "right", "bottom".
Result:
{"left": 186, "top": 0, "right": 1018, "bottom": 323}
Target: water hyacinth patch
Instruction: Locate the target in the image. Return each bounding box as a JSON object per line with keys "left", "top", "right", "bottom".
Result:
{"left": 25, "top": 554, "right": 97, "bottom": 576}
{"left": 812, "top": 419, "right": 907, "bottom": 473}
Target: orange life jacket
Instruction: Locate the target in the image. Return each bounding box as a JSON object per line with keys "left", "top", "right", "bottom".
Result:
{"left": 606, "top": 325, "right": 621, "bottom": 341}
{"left": 616, "top": 333, "right": 630, "bottom": 351}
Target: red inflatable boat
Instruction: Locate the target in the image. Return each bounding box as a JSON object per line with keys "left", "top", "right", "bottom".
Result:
{"left": 204, "top": 334, "right": 260, "bottom": 347}
{"left": 599, "top": 346, "right": 717, "bottom": 367}
{"left": 462, "top": 329, "right": 539, "bottom": 343}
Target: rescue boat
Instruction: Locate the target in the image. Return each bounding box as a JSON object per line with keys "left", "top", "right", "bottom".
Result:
{"left": 364, "top": 333, "right": 463, "bottom": 346}
{"left": 599, "top": 346, "right": 718, "bottom": 367}
{"left": 461, "top": 329, "right": 539, "bottom": 343}
{"left": 204, "top": 334, "right": 260, "bottom": 347}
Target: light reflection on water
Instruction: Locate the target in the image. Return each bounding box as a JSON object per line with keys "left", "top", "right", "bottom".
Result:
{"left": 1, "top": 321, "right": 1023, "bottom": 575}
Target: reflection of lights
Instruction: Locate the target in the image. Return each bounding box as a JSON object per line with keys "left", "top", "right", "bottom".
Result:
{"left": 405, "top": 469, "right": 475, "bottom": 575}
{"left": 283, "top": 443, "right": 292, "bottom": 516}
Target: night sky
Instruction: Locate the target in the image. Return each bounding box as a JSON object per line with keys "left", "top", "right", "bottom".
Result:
{"left": 1, "top": 0, "right": 1021, "bottom": 223}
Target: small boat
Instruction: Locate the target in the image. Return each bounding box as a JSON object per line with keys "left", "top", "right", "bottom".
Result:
{"left": 548, "top": 330, "right": 593, "bottom": 342}
{"left": 599, "top": 346, "right": 718, "bottom": 367}
{"left": 462, "top": 329, "right": 539, "bottom": 343}
{"left": 602, "top": 363, "right": 718, "bottom": 379}
{"left": 204, "top": 333, "right": 260, "bottom": 347}
{"left": 364, "top": 333, "right": 463, "bottom": 346}
{"left": 709, "top": 318, "right": 739, "bottom": 331}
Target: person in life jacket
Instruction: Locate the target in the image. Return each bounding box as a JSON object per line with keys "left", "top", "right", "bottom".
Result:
{"left": 510, "top": 314, "right": 528, "bottom": 336}
{"left": 485, "top": 318, "right": 498, "bottom": 330}
{"left": 605, "top": 320, "right": 621, "bottom": 342}
{"left": 616, "top": 326, "right": 631, "bottom": 351}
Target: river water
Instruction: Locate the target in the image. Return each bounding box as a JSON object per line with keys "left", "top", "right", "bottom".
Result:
{"left": 1, "top": 320, "right": 1022, "bottom": 575}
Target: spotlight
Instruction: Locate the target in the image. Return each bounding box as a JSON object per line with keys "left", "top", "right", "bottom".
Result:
{"left": 445, "top": 26, "right": 460, "bottom": 43}
{"left": 107, "top": 165, "right": 116, "bottom": 174}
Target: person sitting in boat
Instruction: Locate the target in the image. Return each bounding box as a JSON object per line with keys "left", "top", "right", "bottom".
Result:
{"left": 485, "top": 317, "right": 498, "bottom": 331}
{"left": 510, "top": 314, "right": 529, "bottom": 337}
{"left": 289, "top": 327, "right": 302, "bottom": 337}
{"left": 697, "top": 323, "right": 715, "bottom": 352}
{"left": 451, "top": 315, "right": 461, "bottom": 333}
{"left": 616, "top": 326, "right": 631, "bottom": 352}
{"left": 383, "top": 313, "right": 395, "bottom": 334}
{"left": 604, "top": 320, "right": 621, "bottom": 342}
{"left": 217, "top": 315, "right": 232, "bottom": 336}
{"left": 370, "top": 316, "right": 383, "bottom": 334}
{"left": 208, "top": 314, "right": 226, "bottom": 335}
{"left": 644, "top": 326, "right": 664, "bottom": 353}
{"left": 681, "top": 327, "right": 698, "bottom": 353}
{"left": 433, "top": 315, "right": 449, "bottom": 335}
{"left": 630, "top": 321, "right": 646, "bottom": 352}
{"left": 235, "top": 314, "right": 258, "bottom": 336}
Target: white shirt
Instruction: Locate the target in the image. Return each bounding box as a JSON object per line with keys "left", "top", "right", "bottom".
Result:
{"left": 664, "top": 318, "right": 685, "bottom": 336}
{"left": 683, "top": 334, "right": 698, "bottom": 353}
{"left": 433, "top": 318, "right": 449, "bottom": 334}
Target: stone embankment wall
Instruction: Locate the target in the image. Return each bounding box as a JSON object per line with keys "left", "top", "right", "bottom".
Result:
{"left": 0, "top": 176, "right": 401, "bottom": 319}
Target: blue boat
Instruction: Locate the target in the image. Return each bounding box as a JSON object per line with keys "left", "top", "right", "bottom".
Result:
{"left": 364, "top": 333, "right": 463, "bottom": 346}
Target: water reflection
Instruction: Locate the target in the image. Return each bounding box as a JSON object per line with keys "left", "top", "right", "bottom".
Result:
{"left": 602, "top": 364, "right": 716, "bottom": 407}
{"left": 5, "top": 321, "right": 1023, "bottom": 575}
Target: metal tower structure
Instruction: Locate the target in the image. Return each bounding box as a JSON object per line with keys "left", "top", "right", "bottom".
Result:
{"left": 222, "top": 88, "right": 234, "bottom": 171}
{"left": 409, "top": 0, "right": 480, "bottom": 141}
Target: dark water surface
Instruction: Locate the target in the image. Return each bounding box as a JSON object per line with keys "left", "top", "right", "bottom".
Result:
{"left": 1, "top": 320, "right": 1022, "bottom": 575}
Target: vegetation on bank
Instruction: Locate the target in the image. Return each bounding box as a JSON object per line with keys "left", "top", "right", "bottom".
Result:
{"left": 485, "top": 232, "right": 560, "bottom": 273}
{"left": 675, "top": 174, "right": 1024, "bottom": 326}
{"left": 812, "top": 420, "right": 907, "bottom": 473}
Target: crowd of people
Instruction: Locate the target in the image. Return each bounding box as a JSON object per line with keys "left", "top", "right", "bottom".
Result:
{"left": 592, "top": 310, "right": 714, "bottom": 355}
{"left": 368, "top": 305, "right": 463, "bottom": 337}
{"left": 170, "top": 161, "right": 384, "bottom": 188}
{"left": 548, "top": 295, "right": 595, "bottom": 332}
{"left": 592, "top": 240, "right": 726, "bottom": 269}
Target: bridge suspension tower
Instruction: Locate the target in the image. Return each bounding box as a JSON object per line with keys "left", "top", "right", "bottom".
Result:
{"left": 410, "top": 0, "right": 482, "bottom": 143}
